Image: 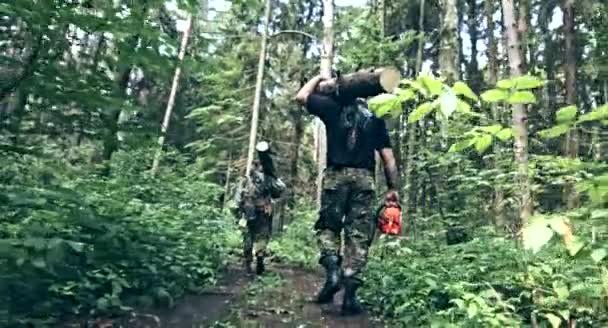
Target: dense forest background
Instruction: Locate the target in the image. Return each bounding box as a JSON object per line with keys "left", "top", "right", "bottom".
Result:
{"left": 1, "top": 0, "right": 607, "bottom": 327}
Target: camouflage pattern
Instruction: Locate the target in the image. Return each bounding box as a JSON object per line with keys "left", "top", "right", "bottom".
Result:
{"left": 234, "top": 168, "right": 285, "bottom": 261}
{"left": 315, "top": 167, "right": 376, "bottom": 279}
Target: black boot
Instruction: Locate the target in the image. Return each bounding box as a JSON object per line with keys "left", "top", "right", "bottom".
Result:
{"left": 342, "top": 277, "right": 364, "bottom": 315}
{"left": 255, "top": 255, "right": 265, "bottom": 275}
{"left": 316, "top": 255, "right": 342, "bottom": 304}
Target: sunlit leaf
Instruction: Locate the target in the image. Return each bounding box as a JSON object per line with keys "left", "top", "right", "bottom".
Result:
{"left": 369, "top": 93, "right": 401, "bottom": 118}
{"left": 474, "top": 135, "right": 493, "bottom": 154}
{"left": 495, "top": 128, "right": 513, "bottom": 141}
{"left": 523, "top": 217, "right": 554, "bottom": 253}
{"left": 408, "top": 102, "right": 435, "bottom": 124}
{"left": 538, "top": 124, "right": 571, "bottom": 139}
{"left": 453, "top": 82, "right": 478, "bottom": 101}
{"left": 480, "top": 89, "right": 509, "bottom": 103}
{"left": 478, "top": 125, "right": 502, "bottom": 134}
{"left": 507, "top": 91, "right": 537, "bottom": 104}
{"left": 544, "top": 313, "right": 562, "bottom": 328}
{"left": 577, "top": 104, "right": 608, "bottom": 123}
{"left": 419, "top": 75, "right": 443, "bottom": 96}
{"left": 496, "top": 79, "right": 515, "bottom": 89}
{"left": 396, "top": 88, "right": 416, "bottom": 102}
{"left": 514, "top": 75, "right": 545, "bottom": 90}
{"left": 439, "top": 90, "right": 458, "bottom": 118}
{"left": 456, "top": 99, "right": 472, "bottom": 113}
{"left": 449, "top": 138, "right": 475, "bottom": 152}
{"left": 556, "top": 105, "right": 577, "bottom": 124}
{"left": 591, "top": 248, "right": 608, "bottom": 263}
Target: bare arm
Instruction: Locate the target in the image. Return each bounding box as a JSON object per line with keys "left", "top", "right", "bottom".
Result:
{"left": 379, "top": 148, "right": 400, "bottom": 196}
{"left": 295, "top": 75, "right": 324, "bottom": 105}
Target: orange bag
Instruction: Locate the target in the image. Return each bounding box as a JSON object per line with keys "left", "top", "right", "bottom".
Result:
{"left": 378, "top": 204, "right": 402, "bottom": 235}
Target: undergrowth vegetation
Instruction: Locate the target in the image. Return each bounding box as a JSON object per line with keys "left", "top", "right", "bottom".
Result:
{"left": 0, "top": 148, "right": 239, "bottom": 327}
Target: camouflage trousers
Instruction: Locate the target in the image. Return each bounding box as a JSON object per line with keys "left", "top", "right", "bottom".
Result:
{"left": 243, "top": 207, "right": 272, "bottom": 261}
{"left": 315, "top": 167, "right": 376, "bottom": 280}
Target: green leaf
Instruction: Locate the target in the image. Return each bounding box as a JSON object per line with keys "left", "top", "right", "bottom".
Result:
{"left": 369, "top": 93, "right": 401, "bottom": 118}
{"left": 439, "top": 91, "right": 458, "bottom": 118}
{"left": 478, "top": 125, "right": 502, "bottom": 134}
{"left": 591, "top": 209, "right": 608, "bottom": 220}
{"left": 538, "top": 124, "right": 571, "bottom": 139}
{"left": 577, "top": 104, "right": 608, "bottom": 123}
{"left": 396, "top": 88, "right": 416, "bottom": 102}
{"left": 523, "top": 217, "right": 555, "bottom": 253}
{"left": 495, "top": 128, "right": 513, "bottom": 141}
{"left": 481, "top": 89, "right": 509, "bottom": 103}
{"left": 556, "top": 105, "right": 577, "bottom": 124}
{"left": 544, "top": 313, "right": 562, "bottom": 328}
{"left": 449, "top": 138, "right": 475, "bottom": 152}
{"left": 507, "top": 91, "right": 537, "bottom": 104}
{"left": 496, "top": 79, "right": 515, "bottom": 89}
{"left": 467, "top": 302, "right": 478, "bottom": 318}
{"left": 474, "top": 135, "right": 493, "bottom": 154}
{"left": 31, "top": 257, "right": 47, "bottom": 269}
{"left": 456, "top": 99, "right": 472, "bottom": 113}
{"left": 591, "top": 248, "right": 608, "bottom": 263}
{"left": 408, "top": 102, "right": 435, "bottom": 124}
{"left": 453, "top": 82, "right": 478, "bottom": 101}
{"left": 565, "top": 236, "right": 584, "bottom": 256}
{"left": 514, "top": 75, "right": 545, "bottom": 90}
{"left": 419, "top": 76, "right": 443, "bottom": 96}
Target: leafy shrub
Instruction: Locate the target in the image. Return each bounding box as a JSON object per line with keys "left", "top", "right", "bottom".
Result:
{"left": 0, "top": 148, "right": 239, "bottom": 327}
{"left": 268, "top": 201, "right": 318, "bottom": 269}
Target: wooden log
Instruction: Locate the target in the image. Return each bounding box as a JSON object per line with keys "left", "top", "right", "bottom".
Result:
{"left": 315, "top": 66, "right": 401, "bottom": 102}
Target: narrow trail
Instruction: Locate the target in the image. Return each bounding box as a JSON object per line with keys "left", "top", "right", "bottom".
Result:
{"left": 86, "top": 264, "right": 384, "bottom": 328}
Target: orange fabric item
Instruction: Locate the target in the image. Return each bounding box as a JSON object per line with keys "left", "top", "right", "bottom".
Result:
{"left": 378, "top": 205, "right": 402, "bottom": 235}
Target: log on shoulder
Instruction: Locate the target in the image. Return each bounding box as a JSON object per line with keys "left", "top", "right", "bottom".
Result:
{"left": 315, "top": 67, "right": 401, "bottom": 102}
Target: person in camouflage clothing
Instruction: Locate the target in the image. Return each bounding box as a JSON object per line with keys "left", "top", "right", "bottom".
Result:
{"left": 233, "top": 141, "right": 285, "bottom": 275}
{"left": 296, "top": 75, "right": 400, "bottom": 315}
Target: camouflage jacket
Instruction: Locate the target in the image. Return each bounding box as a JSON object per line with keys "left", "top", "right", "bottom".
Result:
{"left": 233, "top": 170, "right": 285, "bottom": 220}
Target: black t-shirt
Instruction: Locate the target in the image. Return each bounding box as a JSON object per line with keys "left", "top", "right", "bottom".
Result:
{"left": 306, "top": 94, "right": 391, "bottom": 171}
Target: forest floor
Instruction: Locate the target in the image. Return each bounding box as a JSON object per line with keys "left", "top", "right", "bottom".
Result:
{"left": 79, "top": 263, "right": 383, "bottom": 328}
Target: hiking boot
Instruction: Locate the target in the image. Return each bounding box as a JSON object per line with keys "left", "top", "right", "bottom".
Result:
{"left": 255, "top": 256, "right": 265, "bottom": 275}
{"left": 316, "top": 255, "right": 342, "bottom": 304}
{"left": 341, "top": 277, "right": 364, "bottom": 315}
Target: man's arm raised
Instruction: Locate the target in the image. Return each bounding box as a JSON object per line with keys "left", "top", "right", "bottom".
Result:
{"left": 295, "top": 75, "right": 324, "bottom": 105}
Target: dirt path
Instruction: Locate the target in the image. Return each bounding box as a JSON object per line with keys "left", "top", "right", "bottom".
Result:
{"left": 213, "top": 265, "right": 384, "bottom": 328}
{"left": 75, "top": 265, "right": 383, "bottom": 328}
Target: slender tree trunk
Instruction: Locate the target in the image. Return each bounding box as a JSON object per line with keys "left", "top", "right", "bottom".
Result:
{"left": 502, "top": 0, "right": 532, "bottom": 229}
{"left": 517, "top": 0, "right": 529, "bottom": 70}
{"left": 562, "top": 0, "right": 579, "bottom": 209}
{"left": 316, "top": 0, "right": 334, "bottom": 206}
{"left": 151, "top": 15, "right": 193, "bottom": 176}
{"left": 540, "top": 2, "right": 556, "bottom": 122}
{"left": 223, "top": 152, "right": 233, "bottom": 209}
{"left": 415, "top": 0, "right": 426, "bottom": 74}
{"left": 485, "top": 0, "right": 506, "bottom": 228}
{"left": 439, "top": 0, "right": 460, "bottom": 84}
{"left": 466, "top": 0, "right": 481, "bottom": 93}
{"left": 244, "top": 0, "right": 272, "bottom": 177}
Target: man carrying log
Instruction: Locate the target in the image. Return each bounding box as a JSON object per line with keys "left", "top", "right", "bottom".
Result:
{"left": 295, "top": 70, "right": 401, "bottom": 315}
{"left": 233, "top": 141, "right": 285, "bottom": 275}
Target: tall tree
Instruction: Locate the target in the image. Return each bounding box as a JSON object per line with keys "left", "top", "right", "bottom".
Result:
{"left": 562, "top": 0, "right": 579, "bottom": 208}
{"left": 439, "top": 0, "right": 460, "bottom": 84}
{"left": 502, "top": 0, "right": 533, "bottom": 228}
{"left": 245, "top": 0, "right": 273, "bottom": 176}
{"left": 152, "top": 14, "right": 193, "bottom": 175}
{"left": 316, "top": 0, "right": 334, "bottom": 205}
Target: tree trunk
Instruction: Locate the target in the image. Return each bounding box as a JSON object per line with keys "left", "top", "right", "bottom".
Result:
{"left": 415, "top": 0, "right": 426, "bottom": 74}
{"left": 539, "top": 1, "right": 556, "bottom": 121}
{"left": 316, "top": 0, "right": 335, "bottom": 206}
{"left": 244, "top": 0, "right": 272, "bottom": 177}
{"left": 439, "top": 0, "right": 460, "bottom": 84}
{"left": 502, "top": 0, "right": 532, "bottom": 229}
{"left": 466, "top": 0, "right": 481, "bottom": 93}
{"left": 151, "top": 14, "right": 193, "bottom": 176}
{"left": 485, "top": 0, "right": 506, "bottom": 228}
{"left": 562, "top": 0, "right": 579, "bottom": 209}
{"left": 223, "top": 152, "right": 233, "bottom": 210}
{"left": 315, "top": 67, "right": 400, "bottom": 102}
{"left": 517, "top": 0, "right": 529, "bottom": 70}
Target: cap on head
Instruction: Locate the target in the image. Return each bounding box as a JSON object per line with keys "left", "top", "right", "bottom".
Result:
{"left": 256, "top": 141, "right": 269, "bottom": 152}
